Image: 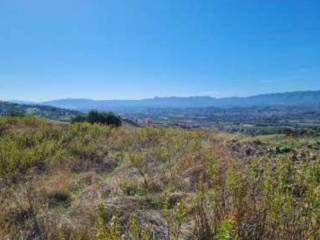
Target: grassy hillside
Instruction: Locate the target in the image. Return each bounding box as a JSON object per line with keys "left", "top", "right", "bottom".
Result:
{"left": 0, "top": 101, "right": 80, "bottom": 122}
{"left": 1, "top": 117, "right": 320, "bottom": 239}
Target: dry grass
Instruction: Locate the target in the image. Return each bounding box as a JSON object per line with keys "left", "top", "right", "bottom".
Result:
{"left": 0, "top": 117, "right": 320, "bottom": 239}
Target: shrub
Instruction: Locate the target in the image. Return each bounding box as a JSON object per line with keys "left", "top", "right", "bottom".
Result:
{"left": 71, "top": 115, "right": 87, "bottom": 123}
{"left": 72, "top": 111, "right": 122, "bottom": 127}
{"left": 47, "top": 190, "right": 73, "bottom": 208}
{"left": 8, "top": 111, "right": 26, "bottom": 117}
{"left": 276, "top": 144, "right": 292, "bottom": 154}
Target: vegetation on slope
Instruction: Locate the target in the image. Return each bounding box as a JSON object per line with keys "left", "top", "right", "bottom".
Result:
{"left": 0, "top": 101, "right": 80, "bottom": 122}
{"left": 0, "top": 117, "right": 320, "bottom": 239}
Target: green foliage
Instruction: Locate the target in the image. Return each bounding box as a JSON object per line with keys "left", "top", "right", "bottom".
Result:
{"left": 96, "top": 204, "right": 121, "bottom": 240}
{"left": 0, "top": 136, "right": 22, "bottom": 178}
{"left": 141, "top": 228, "right": 153, "bottom": 240}
{"left": 129, "top": 214, "right": 155, "bottom": 240}
{"left": 172, "top": 198, "right": 187, "bottom": 239}
{"left": 162, "top": 191, "right": 187, "bottom": 240}
{"left": 57, "top": 228, "right": 65, "bottom": 240}
{"left": 71, "top": 115, "right": 87, "bottom": 123}
{"left": 216, "top": 217, "right": 238, "bottom": 240}
{"left": 128, "top": 151, "right": 149, "bottom": 187}
{"left": 0, "top": 101, "right": 80, "bottom": 121}
{"left": 8, "top": 111, "right": 26, "bottom": 117}
{"left": 96, "top": 203, "right": 108, "bottom": 240}
{"left": 276, "top": 144, "right": 292, "bottom": 154}
{"left": 72, "top": 111, "right": 122, "bottom": 127}
{"left": 129, "top": 214, "right": 140, "bottom": 240}
{"left": 106, "top": 216, "right": 121, "bottom": 240}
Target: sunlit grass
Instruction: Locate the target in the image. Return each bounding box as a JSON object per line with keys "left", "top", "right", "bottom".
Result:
{"left": 1, "top": 116, "right": 320, "bottom": 239}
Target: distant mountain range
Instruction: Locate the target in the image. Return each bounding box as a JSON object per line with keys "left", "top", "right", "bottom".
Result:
{"left": 40, "top": 90, "right": 320, "bottom": 111}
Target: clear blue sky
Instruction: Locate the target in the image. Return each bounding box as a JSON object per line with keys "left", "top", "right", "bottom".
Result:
{"left": 0, "top": 0, "right": 320, "bottom": 101}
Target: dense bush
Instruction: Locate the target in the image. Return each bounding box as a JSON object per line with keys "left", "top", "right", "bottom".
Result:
{"left": 47, "top": 190, "right": 73, "bottom": 208}
{"left": 72, "top": 111, "right": 122, "bottom": 127}
{"left": 7, "top": 111, "right": 26, "bottom": 117}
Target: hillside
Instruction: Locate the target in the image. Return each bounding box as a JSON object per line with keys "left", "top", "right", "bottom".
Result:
{"left": 42, "top": 90, "right": 320, "bottom": 111}
{"left": 1, "top": 117, "right": 320, "bottom": 239}
{"left": 0, "top": 101, "right": 80, "bottom": 121}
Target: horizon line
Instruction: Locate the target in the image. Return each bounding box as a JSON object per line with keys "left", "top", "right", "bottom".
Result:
{"left": 4, "top": 89, "right": 320, "bottom": 103}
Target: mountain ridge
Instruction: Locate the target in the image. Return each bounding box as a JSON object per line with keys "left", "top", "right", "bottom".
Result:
{"left": 40, "top": 90, "right": 320, "bottom": 111}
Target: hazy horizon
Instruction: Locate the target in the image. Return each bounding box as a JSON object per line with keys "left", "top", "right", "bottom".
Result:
{"left": 2, "top": 89, "right": 319, "bottom": 104}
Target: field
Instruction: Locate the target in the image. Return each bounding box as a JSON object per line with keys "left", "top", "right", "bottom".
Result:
{"left": 1, "top": 117, "right": 320, "bottom": 239}
{"left": 117, "top": 106, "right": 320, "bottom": 135}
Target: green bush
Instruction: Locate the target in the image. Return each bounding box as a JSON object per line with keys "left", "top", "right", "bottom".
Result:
{"left": 8, "top": 111, "right": 26, "bottom": 117}
{"left": 72, "top": 111, "right": 122, "bottom": 127}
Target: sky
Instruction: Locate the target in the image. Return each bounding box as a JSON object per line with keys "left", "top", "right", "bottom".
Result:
{"left": 0, "top": 0, "right": 320, "bottom": 101}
